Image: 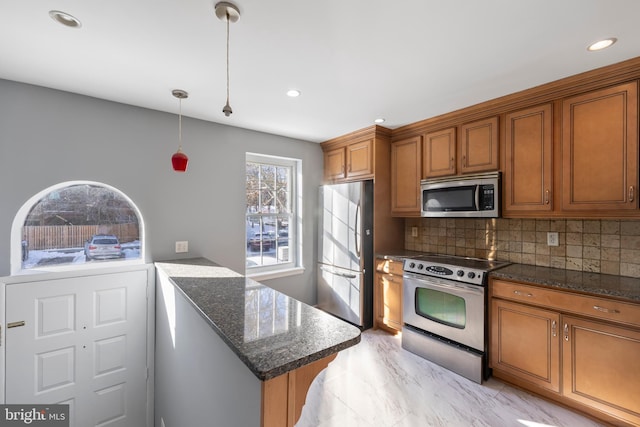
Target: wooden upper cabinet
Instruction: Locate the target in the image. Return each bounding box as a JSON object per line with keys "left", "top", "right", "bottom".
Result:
{"left": 561, "top": 81, "right": 639, "bottom": 211}
{"left": 423, "top": 127, "right": 456, "bottom": 178}
{"left": 503, "top": 104, "right": 553, "bottom": 216}
{"left": 323, "top": 147, "right": 346, "bottom": 182}
{"left": 391, "top": 135, "right": 422, "bottom": 216}
{"left": 346, "top": 138, "right": 374, "bottom": 179}
{"left": 322, "top": 137, "right": 374, "bottom": 183}
{"left": 460, "top": 116, "right": 499, "bottom": 174}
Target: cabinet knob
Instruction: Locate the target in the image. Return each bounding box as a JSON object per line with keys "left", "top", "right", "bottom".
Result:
{"left": 544, "top": 189, "right": 550, "bottom": 205}
{"left": 551, "top": 320, "right": 557, "bottom": 337}
{"left": 564, "top": 323, "right": 569, "bottom": 341}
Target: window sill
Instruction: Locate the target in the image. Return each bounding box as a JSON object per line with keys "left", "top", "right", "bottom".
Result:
{"left": 246, "top": 266, "right": 305, "bottom": 282}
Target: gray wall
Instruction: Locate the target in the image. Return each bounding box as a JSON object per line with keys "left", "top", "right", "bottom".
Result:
{"left": 0, "top": 79, "right": 323, "bottom": 304}
{"left": 155, "top": 270, "right": 261, "bottom": 427}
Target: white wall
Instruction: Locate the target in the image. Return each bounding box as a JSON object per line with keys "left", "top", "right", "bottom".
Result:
{"left": 0, "top": 79, "right": 323, "bottom": 304}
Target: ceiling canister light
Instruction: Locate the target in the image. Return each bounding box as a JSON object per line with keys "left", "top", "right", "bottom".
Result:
{"left": 171, "top": 89, "right": 189, "bottom": 172}
{"left": 48, "top": 10, "right": 82, "bottom": 28}
{"left": 587, "top": 37, "right": 617, "bottom": 51}
{"left": 215, "top": 2, "right": 241, "bottom": 117}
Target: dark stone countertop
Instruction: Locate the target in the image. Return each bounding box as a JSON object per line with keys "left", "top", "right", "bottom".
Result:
{"left": 155, "top": 258, "right": 361, "bottom": 381}
{"left": 490, "top": 263, "right": 640, "bottom": 302}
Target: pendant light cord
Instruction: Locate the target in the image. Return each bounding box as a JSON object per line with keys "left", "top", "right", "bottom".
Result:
{"left": 178, "top": 97, "right": 183, "bottom": 150}
{"left": 226, "top": 10, "right": 230, "bottom": 106}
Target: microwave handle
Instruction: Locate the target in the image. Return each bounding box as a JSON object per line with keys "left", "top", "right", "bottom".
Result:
{"left": 474, "top": 185, "right": 480, "bottom": 211}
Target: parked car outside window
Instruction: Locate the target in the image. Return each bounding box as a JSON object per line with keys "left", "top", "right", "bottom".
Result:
{"left": 247, "top": 231, "right": 274, "bottom": 251}
{"left": 84, "top": 234, "right": 123, "bottom": 260}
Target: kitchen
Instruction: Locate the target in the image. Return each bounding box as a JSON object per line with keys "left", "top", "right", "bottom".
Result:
{"left": 2, "top": 1, "right": 640, "bottom": 426}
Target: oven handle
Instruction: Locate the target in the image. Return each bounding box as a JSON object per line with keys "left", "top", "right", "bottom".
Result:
{"left": 475, "top": 185, "right": 480, "bottom": 211}
{"left": 403, "top": 273, "right": 484, "bottom": 295}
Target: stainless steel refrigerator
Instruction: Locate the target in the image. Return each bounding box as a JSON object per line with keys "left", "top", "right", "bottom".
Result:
{"left": 317, "top": 180, "right": 373, "bottom": 329}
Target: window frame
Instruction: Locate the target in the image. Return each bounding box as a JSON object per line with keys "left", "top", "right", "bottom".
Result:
{"left": 245, "top": 153, "right": 303, "bottom": 280}
{"left": 10, "top": 181, "right": 145, "bottom": 275}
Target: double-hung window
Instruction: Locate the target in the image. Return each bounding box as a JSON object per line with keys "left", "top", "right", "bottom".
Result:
{"left": 245, "top": 153, "right": 301, "bottom": 278}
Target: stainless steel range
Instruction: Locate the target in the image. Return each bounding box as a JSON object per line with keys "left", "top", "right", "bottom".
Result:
{"left": 402, "top": 254, "right": 509, "bottom": 383}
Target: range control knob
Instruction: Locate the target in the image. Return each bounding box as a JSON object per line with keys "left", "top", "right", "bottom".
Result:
{"left": 457, "top": 270, "right": 464, "bottom": 277}
{"left": 409, "top": 262, "right": 416, "bottom": 268}
{"left": 467, "top": 272, "right": 476, "bottom": 279}
{"left": 417, "top": 264, "right": 424, "bottom": 270}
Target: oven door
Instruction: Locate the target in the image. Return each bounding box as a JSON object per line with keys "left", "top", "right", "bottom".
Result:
{"left": 403, "top": 272, "right": 485, "bottom": 351}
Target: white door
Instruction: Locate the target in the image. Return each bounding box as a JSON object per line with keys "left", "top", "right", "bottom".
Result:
{"left": 5, "top": 270, "right": 148, "bottom": 427}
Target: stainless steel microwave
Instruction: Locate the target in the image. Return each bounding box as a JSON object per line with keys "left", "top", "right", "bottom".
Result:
{"left": 420, "top": 172, "right": 500, "bottom": 217}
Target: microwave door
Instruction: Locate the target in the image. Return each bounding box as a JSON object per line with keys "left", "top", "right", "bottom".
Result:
{"left": 424, "top": 185, "right": 477, "bottom": 213}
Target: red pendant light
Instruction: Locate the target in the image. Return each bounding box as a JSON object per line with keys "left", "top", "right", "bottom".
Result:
{"left": 172, "top": 148, "right": 188, "bottom": 172}
{"left": 171, "top": 89, "right": 189, "bottom": 172}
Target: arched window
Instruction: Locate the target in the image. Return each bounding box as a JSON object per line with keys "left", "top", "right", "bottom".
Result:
{"left": 11, "top": 181, "right": 144, "bottom": 274}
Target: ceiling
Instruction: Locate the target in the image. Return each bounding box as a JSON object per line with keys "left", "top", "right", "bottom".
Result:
{"left": 2, "top": 1, "right": 640, "bottom": 143}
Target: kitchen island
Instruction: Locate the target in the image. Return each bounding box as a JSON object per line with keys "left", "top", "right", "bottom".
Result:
{"left": 154, "top": 258, "right": 361, "bottom": 427}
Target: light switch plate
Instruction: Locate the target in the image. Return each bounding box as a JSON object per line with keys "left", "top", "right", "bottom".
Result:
{"left": 175, "top": 241, "right": 189, "bottom": 253}
{"left": 411, "top": 226, "right": 418, "bottom": 237}
{"left": 547, "top": 232, "right": 559, "bottom": 246}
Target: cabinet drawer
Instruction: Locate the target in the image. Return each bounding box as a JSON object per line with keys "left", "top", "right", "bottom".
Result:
{"left": 375, "top": 258, "right": 404, "bottom": 275}
{"left": 491, "top": 279, "right": 640, "bottom": 328}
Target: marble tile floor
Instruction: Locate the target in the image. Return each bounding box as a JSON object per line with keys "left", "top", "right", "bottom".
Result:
{"left": 296, "top": 329, "right": 605, "bottom": 427}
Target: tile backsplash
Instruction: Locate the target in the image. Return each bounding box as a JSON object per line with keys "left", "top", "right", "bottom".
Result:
{"left": 404, "top": 218, "right": 640, "bottom": 278}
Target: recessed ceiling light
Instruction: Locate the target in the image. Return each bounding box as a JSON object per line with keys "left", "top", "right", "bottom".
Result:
{"left": 49, "top": 10, "right": 82, "bottom": 28}
{"left": 587, "top": 38, "right": 617, "bottom": 51}
{"left": 374, "top": 118, "right": 386, "bottom": 124}
{"left": 287, "top": 89, "right": 301, "bottom": 97}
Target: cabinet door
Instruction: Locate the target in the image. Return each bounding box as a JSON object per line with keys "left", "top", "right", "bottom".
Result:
{"left": 460, "top": 116, "right": 499, "bottom": 174}
{"left": 503, "top": 104, "right": 553, "bottom": 215}
{"left": 561, "top": 82, "right": 638, "bottom": 211}
{"left": 374, "top": 272, "right": 403, "bottom": 332}
{"left": 347, "top": 139, "right": 374, "bottom": 179}
{"left": 562, "top": 316, "right": 640, "bottom": 426}
{"left": 423, "top": 127, "right": 456, "bottom": 178}
{"left": 391, "top": 136, "right": 422, "bottom": 215}
{"left": 490, "top": 299, "right": 560, "bottom": 392}
{"left": 324, "top": 147, "right": 346, "bottom": 181}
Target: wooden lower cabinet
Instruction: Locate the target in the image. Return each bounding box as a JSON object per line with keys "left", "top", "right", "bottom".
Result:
{"left": 374, "top": 258, "right": 403, "bottom": 333}
{"left": 490, "top": 278, "right": 640, "bottom": 426}
{"left": 490, "top": 299, "right": 560, "bottom": 392}
{"left": 562, "top": 316, "right": 640, "bottom": 426}
{"left": 261, "top": 354, "right": 336, "bottom": 427}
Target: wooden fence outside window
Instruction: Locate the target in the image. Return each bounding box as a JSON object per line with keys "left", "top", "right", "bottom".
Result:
{"left": 22, "top": 223, "right": 139, "bottom": 251}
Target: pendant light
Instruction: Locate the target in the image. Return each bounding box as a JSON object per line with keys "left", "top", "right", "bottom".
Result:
{"left": 215, "top": 2, "right": 240, "bottom": 117}
{"left": 171, "top": 89, "right": 189, "bottom": 172}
